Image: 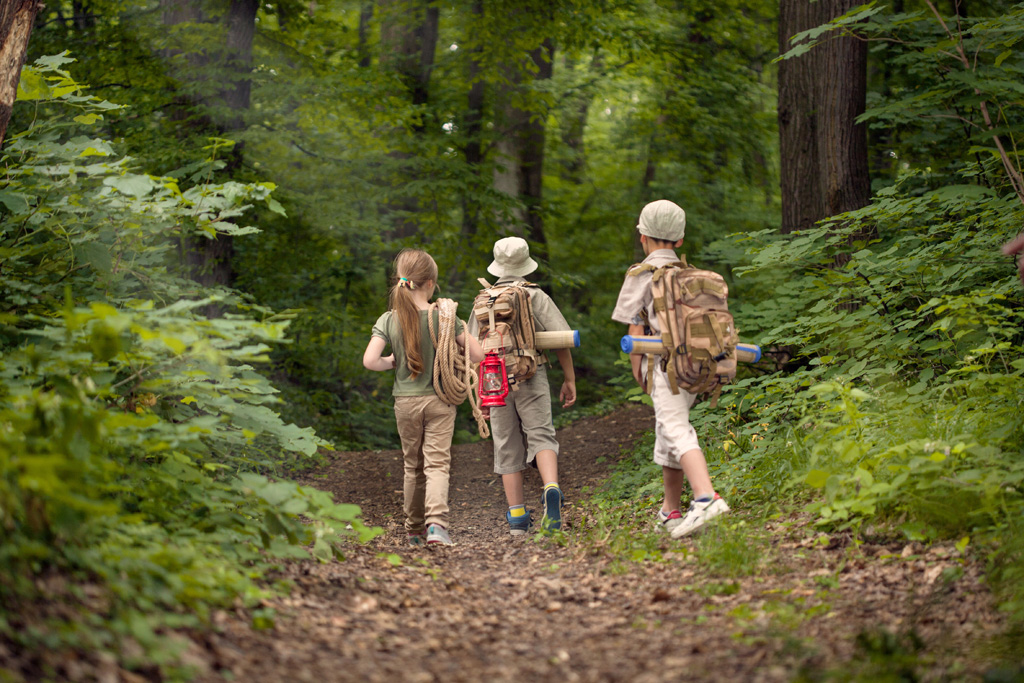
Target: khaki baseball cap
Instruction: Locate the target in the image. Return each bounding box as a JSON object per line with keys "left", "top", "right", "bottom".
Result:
{"left": 637, "top": 199, "right": 686, "bottom": 241}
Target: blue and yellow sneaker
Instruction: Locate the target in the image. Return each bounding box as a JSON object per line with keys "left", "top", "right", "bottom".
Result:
{"left": 540, "top": 484, "right": 564, "bottom": 532}
{"left": 506, "top": 507, "right": 532, "bottom": 536}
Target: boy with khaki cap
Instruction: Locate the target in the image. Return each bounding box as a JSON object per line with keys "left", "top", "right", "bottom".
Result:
{"left": 611, "top": 200, "right": 730, "bottom": 537}
{"left": 469, "top": 237, "right": 577, "bottom": 535}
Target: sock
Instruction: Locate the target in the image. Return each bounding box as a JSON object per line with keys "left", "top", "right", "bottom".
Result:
{"left": 509, "top": 505, "right": 526, "bottom": 518}
{"left": 695, "top": 494, "right": 715, "bottom": 503}
{"left": 544, "top": 482, "right": 560, "bottom": 492}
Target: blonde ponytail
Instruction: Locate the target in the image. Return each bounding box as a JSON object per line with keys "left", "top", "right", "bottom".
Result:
{"left": 389, "top": 250, "right": 439, "bottom": 380}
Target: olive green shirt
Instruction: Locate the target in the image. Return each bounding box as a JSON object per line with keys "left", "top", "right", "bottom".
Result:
{"left": 371, "top": 309, "right": 468, "bottom": 397}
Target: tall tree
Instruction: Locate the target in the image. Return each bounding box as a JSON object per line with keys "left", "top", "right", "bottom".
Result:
{"left": 379, "top": 0, "right": 440, "bottom": 241}
{"left": 0, "top": 0, "right": 44, "bottom": 147}
{"left": 493, "top": 39, "right": 555, "bottom": 267}
{"left": 778, "top": 0, "right": 870, "bottom": 234}
{"left": 160, "top": 0, "right": 259, "bottom": 298}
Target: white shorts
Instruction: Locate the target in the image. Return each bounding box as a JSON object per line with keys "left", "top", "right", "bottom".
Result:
{"left": 650, "top": 364, "right": 701, "bottom": 469}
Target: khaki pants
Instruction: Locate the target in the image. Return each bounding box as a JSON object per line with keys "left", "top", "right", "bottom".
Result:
{"left": 394, "top": 395, "right": 457, "bottom": 531}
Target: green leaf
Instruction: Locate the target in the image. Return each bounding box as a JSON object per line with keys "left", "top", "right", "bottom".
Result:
{"left": 805, "top": 469, "right": 831, "bottom": 488}
{"left": 17, "top": 68, "right": 51, "bottom": 100}
{"left": 104, "top": 174, "right": 156, "bottom": 198}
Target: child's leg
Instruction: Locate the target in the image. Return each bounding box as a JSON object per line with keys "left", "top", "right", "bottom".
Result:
{"left": 491, "top": 392, "right": 532, "bottom": 534}
{"left": 420, "top": 396, "right": 457, "bottom": 529}
{"left": 502, "top": 470, "right": 525, "bottom": 506}
{"left": 394, "top": 397, "right": 428, "bottom": 533}
{"left": 534, "top": 449, "right": 558, "bottom": 486}
{"left": 680, "top": 447, "right": 714, "bottom": 499}
{"left": 651, "top": 368, "right": 714, "bottom": 509}
{"left": 662, "top": 465, "right": 685, "bottom": 514}
{"left": 516, "top": 370, "right": 564, "bottom": 530}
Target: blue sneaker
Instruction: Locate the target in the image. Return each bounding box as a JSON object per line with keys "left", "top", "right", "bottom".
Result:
{"left": 407, "top": 529, "right": 427, "bottom": 547}
{"left": 541, "top": 486, "right": 564, "bottom": 532}
{"left": 506, "top": 509, "right": 532, "bottom": 536}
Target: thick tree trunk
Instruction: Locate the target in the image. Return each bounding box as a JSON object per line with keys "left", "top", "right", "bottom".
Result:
{"left": 0, "top": 0, "right": 44, "bottom": 148}
{"left": 778, "top": 0, "right": 870, "bottom": 234}
{"left": 817, "top": 9, "right": 870, "bottom": 218}
{"left": 778, "top": 0, "right": 825, "bottom": 234}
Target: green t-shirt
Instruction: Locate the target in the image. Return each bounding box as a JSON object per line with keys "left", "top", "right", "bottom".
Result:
{"left": 372, "top": 309, "right": 466, "bottom": 397}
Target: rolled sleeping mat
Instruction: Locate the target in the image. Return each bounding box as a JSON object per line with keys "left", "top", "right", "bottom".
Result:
{"left": 619, "top": 335, "right": 762, "bottom": 364}
{"left": 735, "top": 343, "right": 761, "bottom": 364}
{"left": 535, "top": 330, "right": 580, "bottom": 350}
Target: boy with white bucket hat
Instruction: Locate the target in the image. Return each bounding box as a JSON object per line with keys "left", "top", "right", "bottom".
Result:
{"left": 611, "top": 200, "right": 730, "bottom": 538}
{"left": 469, "top": 237, "right": 577, "bottom": 535}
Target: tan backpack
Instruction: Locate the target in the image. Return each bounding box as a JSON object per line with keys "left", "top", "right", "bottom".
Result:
{"left": 472, "top": 278, "right": 540, "bottom": 389}
{"left": 630, "top": 256, "right": 738, "bottom": 407}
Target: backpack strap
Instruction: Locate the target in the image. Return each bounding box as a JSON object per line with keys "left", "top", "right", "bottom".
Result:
{"left": 626, "top": 263, "right": 655, "bottom": 277}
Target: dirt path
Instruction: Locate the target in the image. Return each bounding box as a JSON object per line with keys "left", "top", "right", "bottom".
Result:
{"left": 192, "top": 404, "right": 1009, "bottom": 682}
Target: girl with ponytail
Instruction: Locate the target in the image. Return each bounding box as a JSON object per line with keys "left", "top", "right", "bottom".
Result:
{"left": 363, "top": 249, "right": 484, "bottom": 546}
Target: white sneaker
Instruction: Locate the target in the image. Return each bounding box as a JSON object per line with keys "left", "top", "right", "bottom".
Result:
{"left": 670, "top": 495, "right": 730, "bottom": 538}
{"left": 656, "top": 508, "right": 684, "bottom": 534}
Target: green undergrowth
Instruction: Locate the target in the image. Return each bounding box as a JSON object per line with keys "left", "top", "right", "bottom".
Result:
{"left": 0, "top": 57, "right": 379, "bottom": 681}
{"left": 565, "top": 431, "right": 771, "bottom": 578}
{"left": 581, "top": 4, "right": 1024, "bottom": 641}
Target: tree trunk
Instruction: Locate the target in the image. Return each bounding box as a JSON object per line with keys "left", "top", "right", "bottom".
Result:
{"left": 492, "top": 40, "right": 554, "bottom": 274}
{"left": 459, "top": 0, "right": 484, "bottom": 241}
{"left": 0, "top": 0, "right": 44, "bottom": 148}
{"left": 222, "top": 0, "right": 258, "bottom": 119}
{"left": 559, "top": 51, "right": 600, "bottom": 184}
{"left": 778, "top": 0, "right": 825, "bottom": 234}
{"left": 778, "top": 0, "right": 870, "bottom": 235}
{"left": 817, "top": 5, "right": 870, "bottom": 219}
{"left": 520, "top": 39, "right": 553, "bottom": 267}
{"left": 162, "top": 0, "right": 253, "bottom": 307}
{"left": 379, "top": 0, "right": 439, "bottom": 242}
{"left": 357, "top": 0, "right": 373, "bottom": 67}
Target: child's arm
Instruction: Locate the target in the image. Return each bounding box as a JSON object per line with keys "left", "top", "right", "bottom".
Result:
{"left": 554, "top": 348, "right": 576, "bottom": 408}
{"left": 456, "top": 325, "right": 486, "bottom": 364}
{"left": 627, "top": 323, "right": 645, "bottom": 390}
{"left": 363, "top": 336, "right": 396, "bottom": 372}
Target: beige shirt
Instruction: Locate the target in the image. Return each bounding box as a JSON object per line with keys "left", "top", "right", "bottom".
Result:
{"left": 610, "top": 248, "right": 681, "bottom": 334}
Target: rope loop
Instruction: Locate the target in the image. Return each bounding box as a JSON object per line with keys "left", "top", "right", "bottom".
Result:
{"left": 428, "top": 298, "right": 489, "bottom": 439}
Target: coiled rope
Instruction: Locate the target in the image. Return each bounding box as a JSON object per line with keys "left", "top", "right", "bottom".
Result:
{"left": 428, "top": 298, "right": 489, "bottom": 439}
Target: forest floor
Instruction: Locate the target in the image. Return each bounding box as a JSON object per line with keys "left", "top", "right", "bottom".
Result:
{"left": 188, "top": 404, "right": 1016, "bottom": 683}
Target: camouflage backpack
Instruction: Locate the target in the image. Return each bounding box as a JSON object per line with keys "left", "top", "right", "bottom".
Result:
{"left": 630, "top": 256, "right": 738, "bottom": 407}
{"left": 472, "top": 278, "right": 540, "bottom": 389}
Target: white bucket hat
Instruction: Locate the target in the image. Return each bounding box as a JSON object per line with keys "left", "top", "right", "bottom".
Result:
{"left": 637, "top": 199, "right": 686, "bottom": 242}
{"left": 487, "top": 236, "right": 538, "bottom": 277}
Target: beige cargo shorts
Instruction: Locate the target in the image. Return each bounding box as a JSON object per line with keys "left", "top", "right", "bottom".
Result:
{"left": 489, "top": 366, "right": 559, "bottom": 474}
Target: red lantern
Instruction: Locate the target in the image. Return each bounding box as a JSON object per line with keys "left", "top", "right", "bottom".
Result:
{"left": 478, "top": 351, "right": 509, "bottom": 408}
